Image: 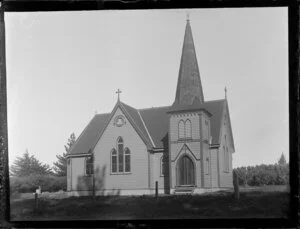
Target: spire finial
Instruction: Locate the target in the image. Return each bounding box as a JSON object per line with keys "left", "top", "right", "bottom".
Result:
{"left": 116, "top": 88, "right": 122, "bottom": 101}
{"left": 186, "top": 12, "right": 190, "bottom": 21}
{"left": 225, "top": 86, "right": 227, "bottom": 99}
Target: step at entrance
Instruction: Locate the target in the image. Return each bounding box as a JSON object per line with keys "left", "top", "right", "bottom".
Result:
{"left": 174, "top": 185, "right": 195, "bottom": 195}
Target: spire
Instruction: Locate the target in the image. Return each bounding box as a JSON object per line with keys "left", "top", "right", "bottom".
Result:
{"left": 174, "top": 17, "right": 204, "bottom": 106}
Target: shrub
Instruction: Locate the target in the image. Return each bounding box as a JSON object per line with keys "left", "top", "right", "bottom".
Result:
{"left": 10, "top": 175, "right": 67, "bottom": 193}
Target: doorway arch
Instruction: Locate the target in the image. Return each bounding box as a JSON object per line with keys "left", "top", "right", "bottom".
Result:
{"left": 176, "top": 155, "right": 195, "bottom": 186}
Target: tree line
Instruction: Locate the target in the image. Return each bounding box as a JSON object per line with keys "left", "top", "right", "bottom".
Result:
{"left": 233, "top": 154, "right": 289, "bottom": 186}
{"left": 10, "top": 133, "right": 289, "bottom": 195}
{"left": 10, "top": 133, "right": 76, "bottom": 195}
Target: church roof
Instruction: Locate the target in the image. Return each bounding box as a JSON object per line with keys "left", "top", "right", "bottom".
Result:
{"left": 139, "top": 106, "right": 171, "bottom": 148}
{"left": 68, "top": 99, "right": 225, "bottom": 156}
{"left": 68, "top": 112, "right": 110, "bottom": 156}
{"left": 174, "top": 18, "right": 204, "bottom": 106}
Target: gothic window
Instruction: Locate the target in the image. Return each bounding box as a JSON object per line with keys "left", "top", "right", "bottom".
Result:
{"left": 185, "top": 119, "right": 192, "bottom": 139}
{"left": 117, "top": 137, "right": 124, "bottom": 173}
{"left": 85, "top": 156, "right": 93, "bottom": 176}
{"left": 111, "top": 137, "right": 131, "bottom": 174}
{"left": 178, "top": 120, "right": 185, "bottom": 139}
{"left": 111, "top": 149, "right": 117, "bottom": 173}
{"left": 125, "top": 148, "right": 131, "bottom": 173}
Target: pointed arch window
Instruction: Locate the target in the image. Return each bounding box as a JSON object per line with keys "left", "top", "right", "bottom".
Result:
{"left": 111, "top": 149, "right": 117, "bottom": 173}
{"left": 185, "top": 119, "right": 192, "bottom": 139}
{"left": 117, "top": 137, "right": 124, "bottom": 173}
{"left": 111, "top": 137, "right": 131, "bottom": 174}
{"left": 178, "top": 120, "right": 185, "bottom": 139}
{"left": 178, "top": 119, "right": 192, "bottom": 140}
{"left": 125, "top": 148, "right": 131, "bottom": 173}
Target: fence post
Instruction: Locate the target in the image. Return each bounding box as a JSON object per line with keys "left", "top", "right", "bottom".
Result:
{"left": 155, "top": 181, "right": 158, "bottom": 199}
{"left": 35, "top": 192, "right": 38, "bottom": 211}
{"left": 233, "top": 170, "right": 240, "bottom": 200}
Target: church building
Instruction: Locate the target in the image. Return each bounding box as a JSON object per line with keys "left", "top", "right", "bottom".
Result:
{"left": 66, "top": 17, "right": 235, "bottom": 196}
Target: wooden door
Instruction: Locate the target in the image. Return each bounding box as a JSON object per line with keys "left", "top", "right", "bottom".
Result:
{"left": 177, "top": 155, "right": 195, "bottom": 186}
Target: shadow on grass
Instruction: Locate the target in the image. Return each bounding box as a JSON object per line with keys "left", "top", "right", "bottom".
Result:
{"left": 10, "top": 191, "right": 290, "bottom": 220}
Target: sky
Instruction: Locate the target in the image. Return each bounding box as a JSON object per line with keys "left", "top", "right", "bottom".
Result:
{"left": 5, "top": 8, "right": 288, "bottom": 168}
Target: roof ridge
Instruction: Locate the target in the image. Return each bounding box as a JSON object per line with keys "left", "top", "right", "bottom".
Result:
{"left": 120, "top": 101, "right": 138, "bottom": 111}
{"left": 95, "top": 112, "right": 111, "bottom": 116}
{"left": 137, "top": 110, "right": 156, "bottom": 147}
{"left": 204, "top": 99, "right": 226, "bottom": 103}
{"left": 138, "top": 105, "right": 171, "bottom": 111}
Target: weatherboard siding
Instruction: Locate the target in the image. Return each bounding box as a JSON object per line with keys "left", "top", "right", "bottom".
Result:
{"left": 153, "top": 152, "right": 164, "bottom": 190}
{"left": 210, "top": 148, "right": 218, "bottom": 188}
{"left": 219, "top": 111, "right": 233, "bottom": 188}
{"left": 71, "top": 157, "right": 92, "bottom": 191}
{"left": 93, "top": 108, "right": 149, "bottom": 191}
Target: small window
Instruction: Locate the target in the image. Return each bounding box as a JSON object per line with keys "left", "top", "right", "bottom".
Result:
{"left": 111, "top": 149, "right": 117, "bottom": 173}
{"left": 178, "top": 120, "right": 185, "bottom": 139}
{"left": 85, "top": 156, "right": 93, "bottom": 176}
{"left": 185, "top": 119, "right": 192, "bottom": 139}
{"left": 125, "top": 148, "right": 131, "bottom": 173}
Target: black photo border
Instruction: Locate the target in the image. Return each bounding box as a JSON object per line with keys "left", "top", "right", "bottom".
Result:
{"left": 0, "top": 0, "right": 298, "bottom": 228}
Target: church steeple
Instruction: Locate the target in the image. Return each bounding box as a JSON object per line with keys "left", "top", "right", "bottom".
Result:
{"left": 174, "top": 16, "right": 204, "bottom": 106}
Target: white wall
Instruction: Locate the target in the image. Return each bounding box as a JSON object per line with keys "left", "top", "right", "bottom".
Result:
{"left": 93, "top": 107, "right": 150, "bottom": 191}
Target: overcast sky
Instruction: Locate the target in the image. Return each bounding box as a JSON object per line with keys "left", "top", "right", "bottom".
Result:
{"left": 5, "top": 8, "right": 288, "bottom": 168}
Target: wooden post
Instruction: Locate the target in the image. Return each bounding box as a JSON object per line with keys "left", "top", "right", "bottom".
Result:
{"left": 155, "top": 181, "right": 158, "bottom": 199}
{"left": 233, "top": 170, "right": 240, "bottom": 200}
{"left": 92, "top": 172, "right": 95, "bottom": 199}
{"left": 35, "top": 193, "right": 38, "bottom": 211}
{"left": 92, "top": 154, "right": 95, "bottom": 199}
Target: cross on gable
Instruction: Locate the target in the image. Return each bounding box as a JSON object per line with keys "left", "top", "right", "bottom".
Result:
{"left": 116, "top": 88, "right": 122, "bottom": 101}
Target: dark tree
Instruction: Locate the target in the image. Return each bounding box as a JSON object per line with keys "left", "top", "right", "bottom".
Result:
{"left": 10, "top": 150, "right": 53, "bottom": 177}
{"left": 53, "top": 133, "right": 76, "bottom": 176}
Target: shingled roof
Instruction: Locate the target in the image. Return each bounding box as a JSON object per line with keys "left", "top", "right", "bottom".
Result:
{"left": 174, "top": 17, "right": 204, "bottom": 106}
{"left": 68, "top": 18, "right": 228, "bottom": 156}
{"left": 68, "top": 99, "right": 225, "bottom": 156}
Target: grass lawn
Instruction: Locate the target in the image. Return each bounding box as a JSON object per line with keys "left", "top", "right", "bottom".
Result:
{"left": 10, "top": 190, "right": 290, "bottom": 220}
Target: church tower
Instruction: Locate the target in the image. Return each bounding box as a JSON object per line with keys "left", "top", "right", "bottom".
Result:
{"left": 168, "top": 16, "right": 213, "bottom": 193}
{"left": 173, "top": 16, "right": 204, "bottom": 106}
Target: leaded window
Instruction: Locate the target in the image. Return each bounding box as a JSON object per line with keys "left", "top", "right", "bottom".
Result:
{"left": 111, "top": 149, "right": 117, "bottom": 173}
{"left": 117, "top": 137, "right": 124, "bottom": 173}
{"left": 178, "top": 120, "right": 185, "bottom": 139}
{"left": 125, "top": 148, "right": 131, "bottom": 173}
{"left": 111, "top": 137, "right": 131, "bottom": 174}
{"left": 185, "top": 119, "right": 192, "bottom": 139}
